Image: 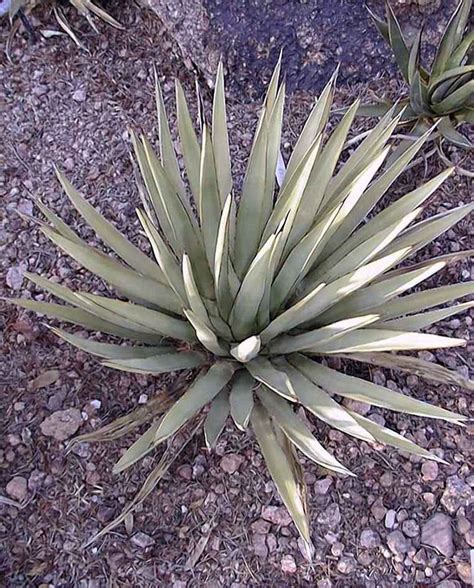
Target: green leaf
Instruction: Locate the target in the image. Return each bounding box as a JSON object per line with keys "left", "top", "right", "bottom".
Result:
{"left": 431, "top": 81, "right": 474, "bottom": 114}
{"left": 9, "top": 299, "right": 163, "bottom": 344}
{"left": 269, "top": 315, "right": 380, "bottom": 355}
{"left": 212, "top": 62, "right": 232, "bottom": 203}
{"left": 251, "top": 403, "right": 312, "bottom": 547}
{"left": 377, "top": 301, "right": 474, "bottom": 331}
{"left": 280, "top": 360, "right": 375, "bottom": 442}
{"left": 437, "top": 117, "right": 473, "bottom": 149}
{"left": 283, "top": 69, "right": 336, "bottom": 183}
{"left": 408, "top": 28, "right": 422, "bottom": 85}
{"left": 262, "top": 248, "right": 410, "bottom": 343}
{"left": 155, "top": 73, "right": 187, "bottom": 205}
{"left": 246, "top": 357, "right": 297, "bottom": 402}
{"left": 374, "top": 281, "right": 474, "bottom": 322}
{"left": 103, "top": 351, "right": 206, "bottom": 374}
{"left": 56, "top": 169, "right": 165, "bottom": 282}
{"left": 136, "top": 209, "right": 187, "bottom": 302}
{"left": 49, "top": 327, "right": 171, "bottom": 359}
{"left": 386, "top": 1, "right": 411, "bottom": 81}
{"left": 307, "top": 328, "right": 465, "bottom": 354}
{"left": 431, "top": 0, "right": 472, "bottom": 79}
{"left": 113, "top": 421, "right": 161, "bottom": 474}
{"left": 175, "top": 80, "right": 201, "bottom": 201}
{"left": 234, "top": 83, "right": 285, "bottom": 275}
{"left": 183, "top": 308, "right": 228, "bottom": 355}
{"left": 214, "top": 194, "right": 235, "bottom": 319}
{"left": 229, "top": 233, "right": 278, "bottom": 340}
{"left": 77, "top": 292, "right": 196, "bottom": 342}
{"left": 291, "top": 355, "right": 466, "bottom": 423}
{"left": 270, "top": 204, "right": 341, "bottom": 313}
{"left": 229, "top": 371, "right": 255, "bottom": 430}
{"left": 257, "top": 386, "right": 353, "bottom": 476}
{"left": 41, "top": 227, "right": 181, "bottom": 315}
{"left": 154, "top": 362, "right": 236, "bottom": 443}
{"left": 348, "top": 410, "right": 447, "bottom": 463}
{"left": 319, "top": 167, "right": 454, "bottom": 273}
{"left": 447, "top": 30, "right": 474, "bottom": 69}
{"left": 34, "top": 198, "right": 84, "bottom": 244}
{"left": 344, "top": 351, "right": 474, "bottom": 392}
{"left": 199, "top": 125, "right": 222, "bottom": 266}
{"left": 204, "top": 389, "right": 230, "bottom": 449}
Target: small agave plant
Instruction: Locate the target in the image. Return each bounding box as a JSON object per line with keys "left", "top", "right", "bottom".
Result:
{"left": 12, "top": 59, "right": 473, "bottom": 549}
{"left": 6, "top": 0, "right": 122, "bottom": 55}
{"left": 362, "top": 0, "right": 473, "bottom": 153}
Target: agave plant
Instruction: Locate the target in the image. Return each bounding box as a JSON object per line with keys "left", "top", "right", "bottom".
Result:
{"left": 12, "top": 60, "right": 473, "bottom": 549}
{"left": 362, "top": 0, "right": 473, "bottom": 153}
{"left": 6, "top": 0, "right": 122, "bottom": 56}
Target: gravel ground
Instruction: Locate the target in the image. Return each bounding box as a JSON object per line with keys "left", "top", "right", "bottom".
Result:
{"left": 0, "top": 2, "right": 473, "bottom": 587}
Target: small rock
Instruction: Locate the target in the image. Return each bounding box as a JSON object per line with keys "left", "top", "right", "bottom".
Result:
{"left": 371, "top": 498, "right": 387, "bottom": 521}
{"left": 314, "top": 476, "right": 333, "bottom": 495}
{"left": 252, "top": 533, "right": 268, "bottom": 558}
{"left": 6, "top": 476, "right": 28, "bottom": 501}
{"left": 28, "top": 470, "right": 45, "bottom": 491}
{"left": 251, "top": 519, "right": 271, "bottom": 534}
{"left": 337, "top": 556, "right": 357, "bottom": 574}
{"left": 40, "top": 408, "right": 82, "bottom": 441}
{"left": 31, "top": 370, "right": 60, "bottom": 390}
{"left": 6, "top": 266, "right": 25, "bottom": 289}
{"left": 421, "top": 513, "right": 454, "bottom": 557}
{"left": 177, "top": 465, "right": 192, "bottom": 480}
{"left": 380, "top": 472, "right": 393, "bottom": 487}
{"left": 138, "top": 394, "right": 148, "bottom": 404}
{"left": 421, "top": 461, "right": 439, "bottom": 482}
{"left": 402, "top": 519, "right": 420, "bottom": 538}
{"left": 437, "top": 580, "right": 460, "bottom": 588}
{"left": 456, "top": 515, "right": 471, "bottom": 535}
{"left": 261, "top": 506, "right": 292, "bottom": 526}
{"left": 281, "top": 554, "right": 297, "bottom": 574}
{"left": 317, "top": 580, "right": 332, "bottom": 588}
{"left": 385, "top": 509, "right": 397, "bottom": 529}
{"left": 72, "top": 89, "right": 87, "bottom": 102}
{"left": 342, "top": 399, "right": 371, "bottom": 415}
{"left": 423, "top": 492, "right": 436, "bottom": 506}
{"left": 456, "top": 562, "right": 471, "bottom": 584}
{"left": 360, "top": 529, "right": 381, "bottom": 549}
{"left": 220, "top": 454, "right": 243, "bottom": 474}
{"left": 317, "top": 503, "right": 341, "bottom": 529}
{"left": 441, "top": 476, "right": 471, "bottom": 514}
{"left": 387, "top": 530, "right": 411, "bottom": 556}
{"left": 131, "top": 532, "right": 154, "bottom": 549}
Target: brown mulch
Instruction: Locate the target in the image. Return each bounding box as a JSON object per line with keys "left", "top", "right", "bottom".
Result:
{"left": 0, "top": 3, "right": 472, "bottom": 587}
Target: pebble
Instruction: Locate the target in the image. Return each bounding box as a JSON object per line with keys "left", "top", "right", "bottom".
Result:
{"left": 6, "top": 476, "right": 28, "bottom": 501}
{"left": 421, "top": 461, "right": 439, "bottom": 482}
{"left": 421, "top": 513, "right": 454, "bottom": 557}
{"left": 40, "top": 408, "right": 83, "bottom": 441}
{"left": 280, "top": 554, "right": 297, "bottom": 574}
{"left": 314, "top": 476, "right": 333, "bottom": 495}
{"left": 131, "top": 532, "right": 155, "bottom": 549}
{"left": 317, "top": 503, "right": 341, "bottom": 529}
{"left": 371, "top": 498, "right": 387, "bottom": 521}
{"left": 402, "top": 519, "right": 420, "bottom": 538}
{"left": 336, "top": 555, "right": 357, "bottom": 574}
{"left": 220, "top": 454, "right": 243, "bottom": 474}
{"left": 252, "top": 533, "right": 268, "bottom": 558}
{"left": 359, "top": 529, "right": 381, "bottom": 549}
{"left": 387, "top": 530, "right": 411, "bottom": 556}
{"left": 72, "top": 89, "right": 87, "bottom": 102}
{"left": 380, "top": 472, "right": 393, "bottom": 487}
{"left": 440, "top": 476, "right": 471, "bottom": 514}
{"left": 385, "top": 509, "right": 397, "bottom": 529}
{"left": 456, "top": 562, "right": 471, "bottom": 584}
{"left": 251, "top": 519, "right": 271, "bottom": 534}
{"left": 261, "top": 506, "right": 292, "bottom": 526}
{"left": 317, "top": 581, "right": 332, "bottom": 588}
{"left": 6, "top": 265, "right": 25, "bottom": 289}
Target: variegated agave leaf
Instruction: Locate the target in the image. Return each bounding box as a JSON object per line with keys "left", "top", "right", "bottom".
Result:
{"left": 362, "top": 0, "right": 473, "bottom": 154}
{"left": 12, "top": 60, "right": 472, "bottom": 550}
